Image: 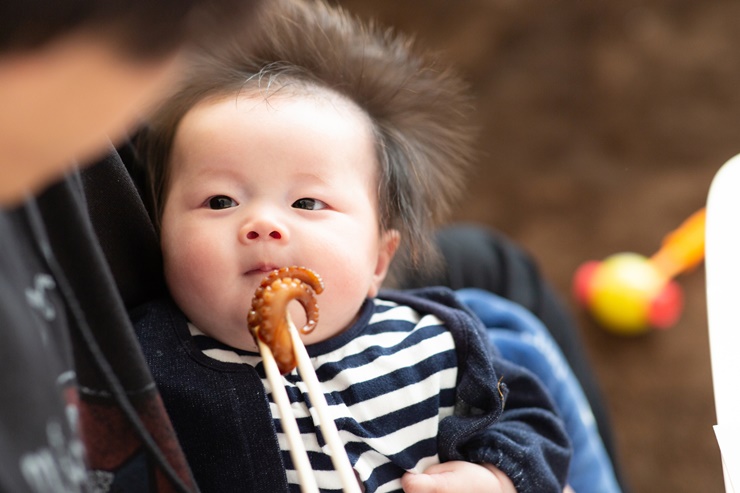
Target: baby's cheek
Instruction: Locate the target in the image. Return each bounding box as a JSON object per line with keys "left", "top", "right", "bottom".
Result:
{"left": 163, "top": 244, "right": 220, "bottom": 315}
{"left": 324, "top": 284, "right": 367, "bottom": 331}
{"left": 163, "top": 247, "right": 228, "bottom": 337}
{"left": 165, "top": 233, "right": 216, "bottom": 278}
{"left": 163, "top": 247, "right": 195, "bottom": 290}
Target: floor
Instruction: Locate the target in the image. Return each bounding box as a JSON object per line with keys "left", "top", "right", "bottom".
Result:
{"left": 336, "top": 1, "right": 740, "bottom": 491}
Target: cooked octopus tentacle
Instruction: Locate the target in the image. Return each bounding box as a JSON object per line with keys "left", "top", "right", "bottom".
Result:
{"left": 248, "top": 266, "right": 324, "bottom": 374}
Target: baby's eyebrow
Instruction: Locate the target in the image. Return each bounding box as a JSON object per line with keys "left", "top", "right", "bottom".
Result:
{"left": 293, "top": 171, "right": 327, "bottom": 185}
{"left": 186, "top": 165, "right": 248, "bottom": 187}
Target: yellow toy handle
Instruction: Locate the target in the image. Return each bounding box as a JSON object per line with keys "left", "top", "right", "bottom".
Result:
{"left": 650, "top": 208, "right": 706, "bottom": 279}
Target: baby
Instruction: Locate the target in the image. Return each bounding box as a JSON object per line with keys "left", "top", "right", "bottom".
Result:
{"left": 133, "top": 0, "right": 571, "bottom": 492}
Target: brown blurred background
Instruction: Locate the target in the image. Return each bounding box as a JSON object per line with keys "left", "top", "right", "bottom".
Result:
{"left": 334, "top": 1, "right": 740, "bottom": 491}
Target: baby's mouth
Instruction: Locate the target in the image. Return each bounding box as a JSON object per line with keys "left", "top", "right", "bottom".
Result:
{"left": 244, "top": 264, "right": 280, "bottom": 277}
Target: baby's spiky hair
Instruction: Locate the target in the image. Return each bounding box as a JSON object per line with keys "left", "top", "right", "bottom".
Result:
{"left": 141, "top": 0, "right": 475, "bottom": 268}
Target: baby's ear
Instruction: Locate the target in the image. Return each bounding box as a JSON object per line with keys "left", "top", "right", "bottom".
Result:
{"left": 369, "top": 229, "right": 400, "bottom": 297}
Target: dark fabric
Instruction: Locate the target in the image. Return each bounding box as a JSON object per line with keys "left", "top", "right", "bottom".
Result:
{"left": 382, "top": 288, "right": 571, "bottom": 493}
{"left": 398, "top": 223, "right": 627, "bottom": 492}
{"left": 0, "top": 203, "right": 84, "bottom": 493}
{"left": 81, "top": 144, "right": 166, "bottom": 310}
{"left": 131, "top": 298, "right": 289, "bottom": 493}
{"left": 0, "top": 167, "right": 197, "bottom": 492}
{"left": 38, "top": 168, "right": 156, "bottom": 398}
{"left": 36, "top": 163, "right": 196, "bottom": 492}
{"left": 133, "top": 289, "right": 571, "bottom": 493}
{"left": 42, "top": 170, "right": 196, "bottom": 492}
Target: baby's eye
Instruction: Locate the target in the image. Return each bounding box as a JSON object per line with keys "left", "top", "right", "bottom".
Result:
{"left": 207, "top": 195, "right": 238, "bottom": 210}
{"left": 292, "top": 198, "right": 327, "bottom": 211}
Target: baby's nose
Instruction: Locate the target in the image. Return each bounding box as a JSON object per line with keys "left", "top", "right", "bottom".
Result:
{"left": 245, "top": 230, "right": 282, "bottom": 240}
{"left": 239, "top": 216, "right": 288, "bottom": 243}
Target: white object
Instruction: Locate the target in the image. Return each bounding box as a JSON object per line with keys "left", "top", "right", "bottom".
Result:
{"left": 705, "top": 153, "right": 740, "bottom": 493}
{"left": 258, "top": 339, "right": 320, "bottom": 493}
{"left": 289, "top": 325, "right": 361, "bottom": 493}
{"left": 256, "top": 315, "right": 361, "bottom": 493}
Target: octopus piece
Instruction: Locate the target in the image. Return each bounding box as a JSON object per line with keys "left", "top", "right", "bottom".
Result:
{"left": 248, "top": 266, "right": 324, "bottom": 374}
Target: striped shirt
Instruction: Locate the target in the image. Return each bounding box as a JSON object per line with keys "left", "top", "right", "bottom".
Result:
{"left": 191, "top": 297, "right": 458, "bottom": 493}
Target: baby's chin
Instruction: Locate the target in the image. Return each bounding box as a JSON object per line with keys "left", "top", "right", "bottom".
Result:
{"left": 226, "top": 333, "right": 260, "bottom": 353}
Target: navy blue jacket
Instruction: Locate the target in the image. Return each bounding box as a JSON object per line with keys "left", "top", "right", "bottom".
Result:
{"left": 133, "top": 287, "right": 571, "bottom": 493}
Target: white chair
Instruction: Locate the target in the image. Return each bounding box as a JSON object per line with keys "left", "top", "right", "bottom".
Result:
{"left": 706, "top": 153, "right": 740, "bottom": 493}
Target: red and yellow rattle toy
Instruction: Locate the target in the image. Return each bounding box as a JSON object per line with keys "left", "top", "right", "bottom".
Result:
{"left": 572, "top": 209, "right": 705, "bottom": 335}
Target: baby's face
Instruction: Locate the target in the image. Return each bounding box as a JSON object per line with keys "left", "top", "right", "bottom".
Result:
{"left": 160, "top": 92, "right": 397, "bottom": 350}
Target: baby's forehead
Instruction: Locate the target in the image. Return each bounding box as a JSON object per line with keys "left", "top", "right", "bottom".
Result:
{"left": 180, "top": 84, "right": 380, "bottom": 166}
{"left": 201, "top": 81, "right": 372, "bottom": 128}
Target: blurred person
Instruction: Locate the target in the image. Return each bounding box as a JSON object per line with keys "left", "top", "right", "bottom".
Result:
{"left": 0, "top": 0, "right": 263, "bottom": 491}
